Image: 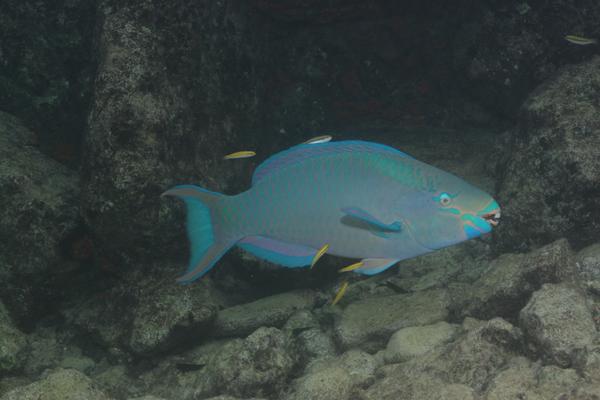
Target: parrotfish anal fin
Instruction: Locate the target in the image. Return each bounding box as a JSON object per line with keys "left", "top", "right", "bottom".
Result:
{"left": 353, "top": 258, "right": 399, "bottom": 275}
{"left": 238, "top": 235, "right": 317, "bottom": 268}
{"left": 252, "top": 140, "right": 413, "bottom": 185}
{"left": 341, "top": 207, "right": 402, "bottom": 232}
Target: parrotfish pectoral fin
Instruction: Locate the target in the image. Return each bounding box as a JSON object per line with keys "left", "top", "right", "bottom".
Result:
{"left": 162, "top": 185, "right": 235, "bottom": 283}
{"left": 351, "top": 258, "right": 399, "bottom": 275}
{"left": 341, "top": 207, "right": 402, "bottom": 232}
{"left": 238, "top": 235, "right": 318, "bottom": 268}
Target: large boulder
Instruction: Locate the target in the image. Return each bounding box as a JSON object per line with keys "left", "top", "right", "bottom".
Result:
{"left": 0, "top": 302, "right": 27, "bottom": 374}
{"left": 0, "top": 369, "right": 110, "bottom": 400}
{"left": 64, "top": 264, "right": 227, "bottom": 355}
{"left": 482, "top": 356, "right": 585, "bottom": 400}
{"left": 450, "top": 239, "right": 577, "bottom": 320}
{"left": 362, "top": 318, "right": 522, "bottom": 399}
{"left": 334, "top": 289, "right": 449, "bottom": 351}
{"left": 496, "top": 56, "right": 600, "bottom": 252}
{"left": 142, "top": 327, "right": 298, "bottom": 399}
{"left": 213, "top": 290, "right": 320, "bottom": 338}
{"left": 383, "top": 321, "right": 459, "bottom": 363}
{"left": 519, "top": 283, "right": 597, "bottom": 368}
{"left": 0, "top": 112, "right": 80, "bottom": 325}
{"left": 81, "top": 0, "right": 270, "bottom": 266}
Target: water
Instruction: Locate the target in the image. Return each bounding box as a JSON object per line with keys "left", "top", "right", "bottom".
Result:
{"left": 1, "top": 1, "right": 599, "bottom": 399}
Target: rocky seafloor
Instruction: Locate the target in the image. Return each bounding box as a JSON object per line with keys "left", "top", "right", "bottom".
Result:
{"left": 1, "top": 1, "right": 600, "bottom": 399}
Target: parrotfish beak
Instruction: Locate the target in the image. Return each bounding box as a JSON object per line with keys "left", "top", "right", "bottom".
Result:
{"left": 464, "top": 199, "right": 501, "bottom": 239}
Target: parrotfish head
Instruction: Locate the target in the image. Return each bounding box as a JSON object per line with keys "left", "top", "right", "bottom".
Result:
{"left": 401, "top": 169, "right": 501, "bottom": 251}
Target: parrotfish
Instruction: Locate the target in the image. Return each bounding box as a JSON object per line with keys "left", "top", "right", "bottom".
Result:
{"left": 163, "top": 140, "right": 501, "bottom": 283}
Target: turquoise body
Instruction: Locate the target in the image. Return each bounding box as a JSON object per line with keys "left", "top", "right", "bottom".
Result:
{"left": 163, "top": 140, "right": 500, "bottom": 283}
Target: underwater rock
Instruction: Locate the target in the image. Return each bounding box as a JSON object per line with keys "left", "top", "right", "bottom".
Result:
{"left": 0, "top": 369, "right": 110, "bottom": 400}
{"left": 145, "top": 327, "right": 298, "bottom": 399}
{"left": 383, "top": 321, "right": 459, "bottom": 363}
{"left": 23, "top": 327, "right": 94, "bottom": 376}
{"left": 362, "top": 374, "right": 475, "bottom": 400}
{"left": 450, "top": 238, "right": 576, "bottom": 320}
{"left": 496, "top": 56, "right": 600, "bottom": 252}
{"left": 283, "top": 310, "right": 336, "bottom": 360}
{"left": 452, "top": 4, "right": 556, "bottom": 118}
{"left": 336, "top": 350, "right": 379, "bottom": 388}
{"left": 363, "top": 318, "right": 520, "bottom": 399}
{"left": 64, "top": 265, "right": 226, "bottom": 355}
{"left": 127, "top": 396, "right": 167, "bottom": 400}
{"left": 204, "top": 327, "right": 298, "bottom": 398}
{"left": 482, "top": 356, "right": 584, "bottom": 400}
{"left": 0, "top": 112, "right": 80, "bottom": 325}
{"left": 285, "top": 366, "right": 352, "bottom": 400}
{"left": 285, "top": 350, "right": 378, "bottom": 400}
{"left": 204, "top": 397, "right": 266, "bottom": 400}
{"left": 334, "top": 289, "right": 449, "bottom": 351}
{"left": 577, "top": 242, "right": 600, "bottom": 282}
{"left": 81, "top": 0, "right": 268, "bottom": 267}
{"left": 128, "top": 275, "right": 224, "bottom": 355}
{"left": 519, "top": 283, "right": 596, "bottom": 368}
{"left": 0, "top": 302, "right": 27, "bottom": 374}
{"left": 213, "top": 290, "right": 319, "bottom": 338}
{"left": 390, "top": 242, "right": 493, "bottom": 294}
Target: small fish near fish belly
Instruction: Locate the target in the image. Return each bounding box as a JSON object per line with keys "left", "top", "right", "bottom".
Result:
{"left": 565, "top": 35, "right": 598, "bottom": 45}
{"left": 332, "top": 281, "right": 349, "bottom": 305}
{"left": 224, "top": 150, "right": 256, "bottom": 160}
{"left": 310, "top": 244, "right": 330, "bottom": 269}
{"left": 339, "top": 261, "right": 363, "bottom": 273}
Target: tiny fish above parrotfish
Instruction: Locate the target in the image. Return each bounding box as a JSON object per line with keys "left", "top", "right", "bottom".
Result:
{"left": 224, "top": 150, "right": 256, "bottom": 160}
{"left": 304, "top": 135, "right": 333, "bottom": 144}
{"left": 163, "top": 140, "right": 501, "bottom": 283}
{"left": 564, "top": 35, "right": 597, "bottom": 45}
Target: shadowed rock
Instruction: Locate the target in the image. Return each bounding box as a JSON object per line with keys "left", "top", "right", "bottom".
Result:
{"left": 519, "top": 283, "right": 596, "bottom": 368}
{"left": 0, "top": 112, "right": 80, "bottom": 325}
{"left": 0, "top": 369, "right": 110, "bottom": 400}
{"left": 496, "top": 56, "right": 600, "bottom": 251}
{"left": 450, "top": 239, "right": 577, "bottom": 321}
{"left": 213, "top": 290, "right": 320, "bottom": 338}
{"left": 334, "top": 289, "right": 449, "bottom": 351}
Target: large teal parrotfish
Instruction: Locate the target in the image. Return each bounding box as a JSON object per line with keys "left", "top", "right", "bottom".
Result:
{"left": 163, "top": 140, "right": 500, "bottom": 283}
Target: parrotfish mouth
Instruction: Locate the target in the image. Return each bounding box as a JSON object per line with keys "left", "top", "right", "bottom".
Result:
{"left": 482, "top": 210, "right": 501, "bottom": 227}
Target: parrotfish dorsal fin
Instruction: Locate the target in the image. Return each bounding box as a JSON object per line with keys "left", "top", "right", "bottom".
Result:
{"left": 252, "top": 140, "right": 413, "bottom": 185}
{"left": 341, "top": 206, "right": 402, "bottom": 232}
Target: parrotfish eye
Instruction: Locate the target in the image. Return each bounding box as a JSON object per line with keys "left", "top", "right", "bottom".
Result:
{"left": 439, "top": 192, "right": 452, "bottom": 207}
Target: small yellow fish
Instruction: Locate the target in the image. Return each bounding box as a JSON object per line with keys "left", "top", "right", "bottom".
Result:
{"left": 338, "top": 261, "right": 363, "bottom": 273}
{"left": 224, "top": 151, "right": 256, "bottom": 160}
{"left": 310, "top": 243, "right": 329, "bottom": 269}
{"left": 565, "top": 35, "right": 597, "bottom": 46}
{"left": 332, "top": 281, "right": 349, "bottom": 305}
{"left": 304, "top": 135, "right": 333, "bottom": 145}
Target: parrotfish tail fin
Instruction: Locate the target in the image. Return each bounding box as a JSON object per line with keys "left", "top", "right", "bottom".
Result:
{"left": 162, "top": 185, "right": 234, "bottom": 284}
